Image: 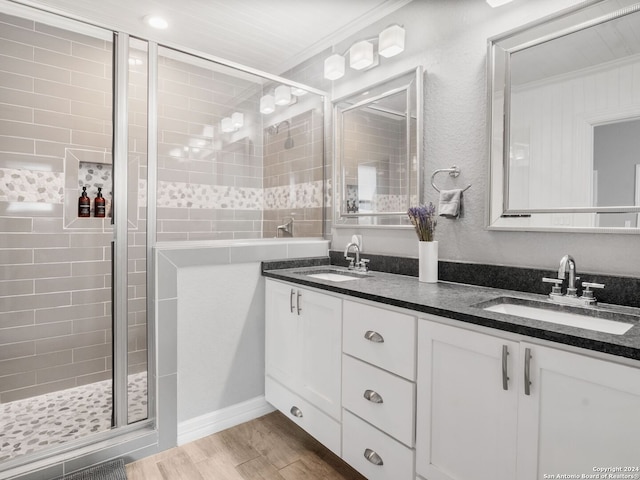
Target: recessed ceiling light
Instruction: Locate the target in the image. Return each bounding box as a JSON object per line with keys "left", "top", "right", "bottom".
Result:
{"left": 145, "top": 15, "right": 168, "bottom": 29}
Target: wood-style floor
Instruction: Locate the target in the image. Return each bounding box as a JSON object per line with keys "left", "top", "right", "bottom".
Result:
{"left": 126, "top": 411, "right": 366, "bottom": 480}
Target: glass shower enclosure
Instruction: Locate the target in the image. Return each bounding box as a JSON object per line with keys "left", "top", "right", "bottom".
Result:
{"left": 0, "top": 8, "right": 148, "bottom": 466}
{"left": 0, "top": 1, "right": 326, "bottom": 474}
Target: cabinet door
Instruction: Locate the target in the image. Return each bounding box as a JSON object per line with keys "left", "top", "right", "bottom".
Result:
{"left": 298, "top": 287, "right": 342, "bottom": 419}
{"left": 517, "top": 343, "right": 640, "bottom": 479}
{"left": 265, "top": 280, "right": 300, "bottom": 390}
{"left": 416, "top": 319, "right": 519, "bottom": 480}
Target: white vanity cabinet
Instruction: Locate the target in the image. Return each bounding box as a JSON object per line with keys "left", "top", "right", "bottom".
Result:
{"left": 417, "top": 317, "right": 640, "bottom": 480}
{"left": 264, "top": 279, "right": 342, "bottom": 454}
{"left": 341, "top": 300, "right": 417, "bottom": 480}
{"left": 517, "top": 342, "right": 640, "bottom": 479}
{"left": 416, "top": 319, "right": 520, "bottom": 480}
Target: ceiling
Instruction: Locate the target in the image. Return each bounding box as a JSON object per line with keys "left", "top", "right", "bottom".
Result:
{"left": 15, "top": 0, "right": 413, "bottom": 75}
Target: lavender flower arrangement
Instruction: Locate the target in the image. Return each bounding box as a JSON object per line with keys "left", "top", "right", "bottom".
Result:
{"left": 407, "top": 203, "right": 437, "bottom": 242}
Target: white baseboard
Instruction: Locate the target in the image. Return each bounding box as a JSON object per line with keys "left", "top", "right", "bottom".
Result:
{"left": 177, "top": 395, "right": 275, "bottom": 446}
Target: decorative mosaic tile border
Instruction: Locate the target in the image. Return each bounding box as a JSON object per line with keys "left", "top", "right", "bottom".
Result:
{"left": 156, "top": 181, "right": 263, "bottom": 209}
{"left": 263, "top": 180, "right": 324, "bottom": 210}
{"left": 3, "top": 169, "right": 326, "bottom": 211}
{"left": 373, "top": 194, "right": 406, "bottom": 213}
{"left": 0, "top": 168, "right": 64, "bottom": 204}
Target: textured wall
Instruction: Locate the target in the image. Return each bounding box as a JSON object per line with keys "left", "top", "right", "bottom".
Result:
{"left": 322, "top": 0, "right": 640, "bottom": 277}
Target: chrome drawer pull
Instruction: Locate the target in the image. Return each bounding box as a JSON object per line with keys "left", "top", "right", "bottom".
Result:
{"left": 290, "top": 406, "right": 303, "bottom": 418}
{"left": 364, "top": 448, "right": 384, "bottom": 466}
{"left": 502, "top": 345, "right": 509, "bottom": 391}
{"left": 296, "top": 291, "right": 302, "bottom": 315}
{"left": 524, "top": 348, "right": 532, "bottom": 396}
{"left": 363, "top": 389, "right": 384, "bottom": 404}
{"left": 290, "top": 289, "right": 295, "bottom": 313}
{"left": 364, "top": 330, "right": 384, "bottom": 343}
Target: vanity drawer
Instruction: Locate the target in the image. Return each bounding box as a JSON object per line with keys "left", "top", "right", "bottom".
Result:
{"left": 342, "top": 355, "right": 415, "bottom": 447}
{"left": 343, "top": 300, "right": 416, "bottom": 380}
{"left": 265, "top": 376, "right": 341, "bottom": 456}
{"left": 342, "top": 410, "right": 414, "bottom": 480}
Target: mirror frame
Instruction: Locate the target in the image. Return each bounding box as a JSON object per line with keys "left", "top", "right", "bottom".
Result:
{"left": 333, "top": 67, "right": 424, "bottom": 227}
{"left": 487, "top": 0, "right": 640, "bottom": 233}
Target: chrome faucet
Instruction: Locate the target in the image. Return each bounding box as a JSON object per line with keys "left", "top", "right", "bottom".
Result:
{"left": 558, "top": 254, "right": 578, "bottom": 297}
{"left": 344, "top": 242, "right": 360, "bottom": 268}
{"left": 276, "top": 217, "right": 293, "bottom": 237}
{"left": 542, "top": 254, "right": 605, "bottom": 306}
{"left": 344, "top": 242, "right": 370, "bottom": 272}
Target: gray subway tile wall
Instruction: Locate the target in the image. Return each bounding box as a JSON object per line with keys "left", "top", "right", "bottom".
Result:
{"left": 0, "top": 12, "right": 148, "bottom": 406}
{"left": 2, "top": 4, "right": 325, "bottom": 423}
{"left": 156, "top": 49, "right": 325, "bottom": 241}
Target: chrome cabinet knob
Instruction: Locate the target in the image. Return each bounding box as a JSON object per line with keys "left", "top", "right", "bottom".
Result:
{"left": 364, "top": 330, "right": 384, "bottom": 343}
{"left": 363, "top": 389, "right": 383, "bottom": 404}
{"left": 363, "top": 448, "right": 384, "bottom": 466}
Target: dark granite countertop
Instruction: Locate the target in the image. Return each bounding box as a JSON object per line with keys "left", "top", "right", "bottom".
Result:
{"left": 262, "top": 264, "right": 640, "bottom": 361}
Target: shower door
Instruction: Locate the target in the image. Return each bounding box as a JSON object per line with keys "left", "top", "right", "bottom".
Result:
{"left": 0, "top": 7, "right": 148, "bottom": 466}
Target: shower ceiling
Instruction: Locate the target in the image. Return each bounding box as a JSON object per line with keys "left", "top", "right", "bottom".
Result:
{"left": 16, "top": 0, "right": 413, "bottom": 74}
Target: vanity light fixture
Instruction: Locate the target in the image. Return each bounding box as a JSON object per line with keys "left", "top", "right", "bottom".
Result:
{"left": 221, "top": 112, "right": 244, "bottom": 132}
{"left": 144, "top": 15, "right": 168, "bottom": 29}
{"left": 291, "top": 86, "right": 307, "bottom": 96}
{"left": 260, "top": 94, "right": 275, "bottom": 114}
{"left": 349, "top": 40, "right": 374, "bottom": 70}
{"left": 231, "top": 112, "right": 244, "bottom": 129}
{"left": 220, "top": 117, "right": 234, "bottom": 133}
{"left": 323, "top": 25, "right": 405, "bottom": 80}
{"left": 324, "top": 53, "right": 346, "bottom": 80}
{"left": 486, "top": 0, "right": 514, "bottom": 7}
{"left": 275, "top": 85, "right": 292, "bottom": 106}
{"left": 378, "top": 24, "right": 405, "bottom": 58}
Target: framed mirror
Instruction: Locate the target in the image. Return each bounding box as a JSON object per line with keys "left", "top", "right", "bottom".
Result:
{"left": 333, "top": 67, "right": 423, "bottom": 227}
{"left": 488, "top": 0, "right": 640, "bottom": 232}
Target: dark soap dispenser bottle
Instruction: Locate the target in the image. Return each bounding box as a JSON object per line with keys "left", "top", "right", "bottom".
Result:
{"left": 78, "top": 186, "right": 90, "bottom": 218}
{"left": 94, "top": 187, "right": 106, "bottom": 218}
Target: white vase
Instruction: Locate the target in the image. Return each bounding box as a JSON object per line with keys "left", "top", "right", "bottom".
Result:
{"left": 418, "top": 240, "right": 438, "bottom": 283}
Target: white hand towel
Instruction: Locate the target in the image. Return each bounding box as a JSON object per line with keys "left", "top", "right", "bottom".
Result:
{"left": 438, "top": 189, "right": 463, "bottom": 218}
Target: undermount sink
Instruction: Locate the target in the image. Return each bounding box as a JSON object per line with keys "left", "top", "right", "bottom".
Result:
{"left": 299, "top": 268, "right": 369, "bottom": 282}
{"left": 306, "top": 272, "right": 361, "bottom": 282}
{"left": 475, "top": 297, "right": 635, "bottom": 335}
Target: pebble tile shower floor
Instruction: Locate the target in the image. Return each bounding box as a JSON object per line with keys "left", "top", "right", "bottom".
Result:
{"left": 0, "top": 372, "right": 147, "bottom": 463}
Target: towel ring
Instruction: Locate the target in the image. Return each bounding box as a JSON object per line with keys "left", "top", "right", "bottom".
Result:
{"left": 431, "top": 165, "right": 472, "bottom": 193}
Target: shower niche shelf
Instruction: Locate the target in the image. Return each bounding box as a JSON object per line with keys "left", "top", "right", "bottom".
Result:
{"left": 63, "top": 149, "right": 141, "bottom": 230}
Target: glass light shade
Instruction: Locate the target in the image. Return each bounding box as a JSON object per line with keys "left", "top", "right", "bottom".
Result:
{"left": 260, "top": 95, "right": 275, "bottom": 114}
{"left": 349, "top": 40, "right": 374, "bottom": 70}
{"left": 231, "top": 112, "right": 243, "bottom": 128}
{"left": 291, "top": 87, "right": 307, "bottom": 96}
{"left": 275, "top": 85, "right": 292, "bottom": 106}
{"left": 324, "top": 54, "right": 345, "bottom": 80}
{"left": 378, "top": 25, "right": 405, "bottom": 58}
{"left": 220, "top": 117, "right": 234, "bottom": 133}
